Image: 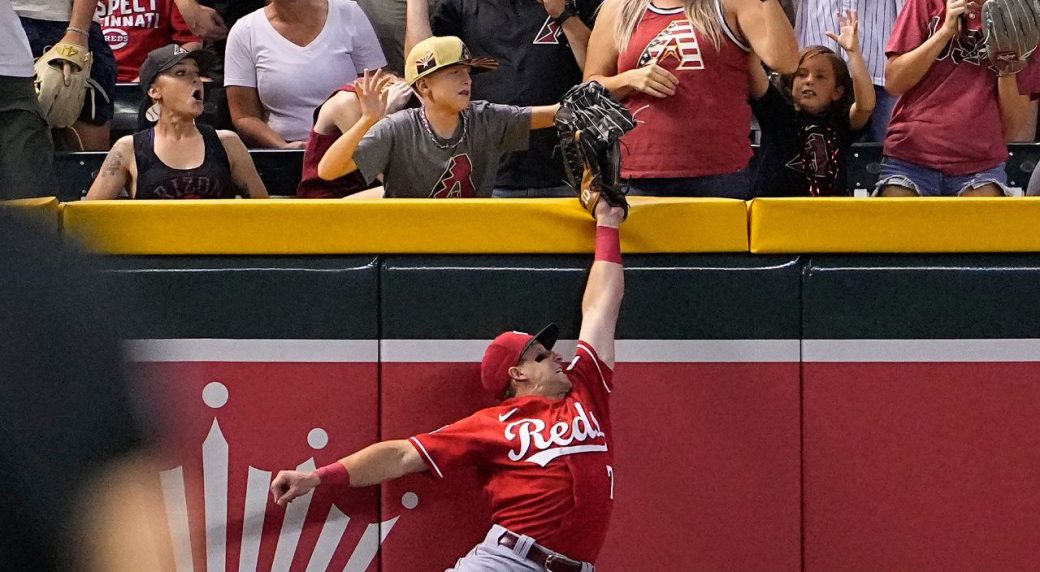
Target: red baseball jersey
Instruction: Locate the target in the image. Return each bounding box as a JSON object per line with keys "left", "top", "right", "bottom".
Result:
{"left": 409, "top": 341, "right": 615, "bottom": 564}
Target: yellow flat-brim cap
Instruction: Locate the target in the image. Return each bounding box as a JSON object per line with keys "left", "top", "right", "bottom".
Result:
{"left": 405, "top": 36, "right": 499, "bottom": 85}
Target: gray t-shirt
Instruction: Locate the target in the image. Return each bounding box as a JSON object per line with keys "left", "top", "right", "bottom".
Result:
{"left": 354, "top": 101, "right": 530, "bottom": 198}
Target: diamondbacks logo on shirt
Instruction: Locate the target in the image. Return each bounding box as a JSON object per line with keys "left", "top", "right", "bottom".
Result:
{"left": 929, "top": 15, "right": 984, "bottom": 66}
{"left": 503, "top": 401, "right": 608, "bottom": 467}
{"left": 534, "top": 17, "right": 564, "bottom": 45}
{"left": 637, "top": 20, "right": 704, "bottom": 71}
{"left": 430, "top": 154, "right": 475, "bottom": 198}
{"left": 786, "top": 124, "right": 841, "bottom": 197}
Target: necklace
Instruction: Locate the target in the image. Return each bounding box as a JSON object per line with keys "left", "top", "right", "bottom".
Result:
{"left": 420, "top": 106, "right": 468, "bottom": 151}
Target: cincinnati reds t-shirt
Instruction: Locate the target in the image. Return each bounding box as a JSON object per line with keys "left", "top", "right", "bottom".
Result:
{"left": 409, "top": 341, "right": 615, "bottom": 563}
{"left": 352, "top": 101, "right": 530, "bottom": 198}
{"left": 98, "top": 0, "right": 199, "bottom": 81}
{"left": 883, "top": 0, "right": 1006, "bottom": 175}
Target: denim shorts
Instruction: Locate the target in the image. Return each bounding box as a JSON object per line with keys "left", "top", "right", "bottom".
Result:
{"left": 20, "top": 19, "right": 115, "bottom": 124}
{"left": 873, "top": 156, "right": 1010, "bottom": 196}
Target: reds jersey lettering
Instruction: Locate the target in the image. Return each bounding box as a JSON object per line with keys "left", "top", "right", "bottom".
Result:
{"left": 504, "top": 402, "right": 607, "bottom": 467}
{"left": 430, "top": 154, "right": 475, "bottom": 198}
{"left": 637, "top": 20, "right": 704, "bottom": 70}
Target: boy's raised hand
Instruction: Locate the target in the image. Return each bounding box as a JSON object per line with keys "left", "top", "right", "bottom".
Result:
{"left": 356, "top": 69, "right": 395, "bottom": 123}
{"left": 826, "top": 9, "right": 860, "bottom": 54}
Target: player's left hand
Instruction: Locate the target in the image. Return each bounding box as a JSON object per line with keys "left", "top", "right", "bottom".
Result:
{"left": 826, "top": 9, "right": 860, "bottom": 54}
{"left": 594, "top": 199, "right": 625, "bottom": 228}
{"left": 271, "top": 470, "right": 320, "bottom": 506}
{"left": 538, "top": 0, "right": 568, "bottom": 18}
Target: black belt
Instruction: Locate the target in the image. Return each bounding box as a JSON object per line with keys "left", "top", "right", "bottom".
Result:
{"left": 498, "top": 531, "right": 586, "bottom": 572}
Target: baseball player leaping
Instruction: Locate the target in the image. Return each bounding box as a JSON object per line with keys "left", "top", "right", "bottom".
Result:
{"left": 272, "top": 200, "right": 626, "bottom": 572}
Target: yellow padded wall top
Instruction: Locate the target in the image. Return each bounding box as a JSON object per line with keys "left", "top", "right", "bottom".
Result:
{"left": 750, "top": 197, "right": 1040, "bottom": 253}
{"left": 61, "top": 197, "right": 749, "bottom": 255}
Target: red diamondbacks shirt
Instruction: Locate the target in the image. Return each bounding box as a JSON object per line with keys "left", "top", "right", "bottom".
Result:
{"left": 617, "top": 1, "right": 752, "bottom": 179}
{"left": 409, "top": 341, "right": 615, "bottom": 564}
{"left": 297, "top": 83, "right": 372, "bottom": 198}
{"left": 883, "top": 0, "right": 1006, "bottom": 175}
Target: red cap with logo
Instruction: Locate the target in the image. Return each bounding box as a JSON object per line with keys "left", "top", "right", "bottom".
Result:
{"left": 480, "top": 324, "right": 559, "bottom": 399}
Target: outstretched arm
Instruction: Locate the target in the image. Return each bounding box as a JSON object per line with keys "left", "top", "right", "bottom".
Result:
{"left": 886, "top": 0, "right": 966, "bottom": 95}
{"left": 318, "top": 69, "right": 394, "bottom": 181}
{"left": 540, "top": 0, "right": 593, "bottom": 70}
{"left": 405, "top": 0, "right": 434, "bottom": 58}
{"left": 271, "top": 440, "right": 427, "bottom": 506}
{"left": 577, "top": 201, "right": 626, "bottom": 369}
{"left": 733, "top": 0, "right": 800, "bottom": 74}
{"left": 827, "top": 10, "right": 875, "bottom": 130}
{"left": 530, "top": 104, "right": 561, "bottom": 129}
{"left": 748, "top": 53, "right": 770, "bottom": 99}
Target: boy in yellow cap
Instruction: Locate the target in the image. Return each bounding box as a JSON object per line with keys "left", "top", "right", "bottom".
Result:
{"left": 317, "top": 36, "right": 560, "bottom": 198}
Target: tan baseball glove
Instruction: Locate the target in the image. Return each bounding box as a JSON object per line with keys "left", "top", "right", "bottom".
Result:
{"left": 34, "top": 41, "right": 93, "bottom": 128}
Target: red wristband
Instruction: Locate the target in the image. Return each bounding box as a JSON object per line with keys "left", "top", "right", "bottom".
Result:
{"left": 315, "top": 462, "right": 350, "bottom": 487}
{"left": 595, "top": 226, "right": 622, "bottom": 264}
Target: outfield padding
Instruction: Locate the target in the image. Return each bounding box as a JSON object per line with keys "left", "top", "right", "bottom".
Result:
{"left": 61, "top": 197, "right": 749, "bottom": 255}
{"left": 750, "top": 197, "right": 1040, "bottom": 253}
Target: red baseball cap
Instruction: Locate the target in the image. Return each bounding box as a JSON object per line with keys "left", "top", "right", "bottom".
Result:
{"left": 480, "top": 323, "right": 559, "bottom": 399}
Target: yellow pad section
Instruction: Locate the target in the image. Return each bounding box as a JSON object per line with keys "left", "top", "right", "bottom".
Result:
{"left": 751, "top": 197, "right": 1040, "bottom": 253}
{"left": 0, "top": 197, "right": 61, "bottom": 233}
{"left": 62, "top": 197, "right": 748, "bottom": 255}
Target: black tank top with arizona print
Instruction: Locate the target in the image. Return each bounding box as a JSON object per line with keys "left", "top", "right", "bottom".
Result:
{"left": 133, "top": 124, "right": 235, "bottom": 199}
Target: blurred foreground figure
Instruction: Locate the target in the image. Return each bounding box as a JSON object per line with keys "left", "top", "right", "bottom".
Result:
{"left": 0, "top": 216, "right": 172, "bottom": 571}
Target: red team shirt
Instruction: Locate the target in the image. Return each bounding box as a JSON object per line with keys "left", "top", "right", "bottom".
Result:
{"left": 617, "top": 2, "right": 752, "bottom": 179}
{"left": 297, "top": 84, "right": 372, "bottom": 198}
{"left": 98, "top": 0, "right": 200, "bottom": 82}
{"left": 409, "top": 342, "right": 615, "bottom": 564}
{"left": 884, "top": 0, "right": 1006, "bottom": 175}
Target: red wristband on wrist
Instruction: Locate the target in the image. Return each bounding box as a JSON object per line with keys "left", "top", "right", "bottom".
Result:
{"left": 595, "top": 226, "right": 622, "bottom": 264}
{"left": 315, "top": 462, "right": 351, "bottom": 487}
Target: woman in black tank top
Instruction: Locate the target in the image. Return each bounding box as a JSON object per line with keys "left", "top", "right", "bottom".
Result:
{"left": 87, "top": 45, "right": 268, "bottom": 200}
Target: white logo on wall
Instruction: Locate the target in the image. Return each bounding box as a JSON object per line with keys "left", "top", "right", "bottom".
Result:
{"left": 160, "top": 381, "right": 419, "bottom": 572}
{"left": 103, "top": 28, "right": 129, "bottom": 50}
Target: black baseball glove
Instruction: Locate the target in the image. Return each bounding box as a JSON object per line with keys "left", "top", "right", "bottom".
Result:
{"left": 556, "top": 81, "right": 637, "bottom": 219}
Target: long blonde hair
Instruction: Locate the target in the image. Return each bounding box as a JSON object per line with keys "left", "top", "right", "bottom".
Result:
{"left": 614, "top": 0, "right": 724, "bottom": 54}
